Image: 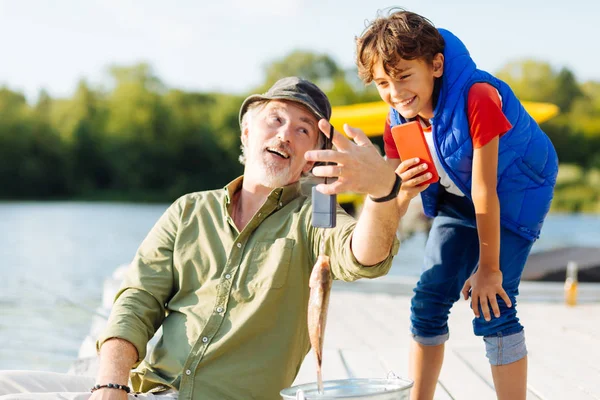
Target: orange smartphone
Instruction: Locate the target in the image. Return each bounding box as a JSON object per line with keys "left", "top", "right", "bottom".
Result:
{"left": 391, "top": 121, "right": 439, "bottom": 185}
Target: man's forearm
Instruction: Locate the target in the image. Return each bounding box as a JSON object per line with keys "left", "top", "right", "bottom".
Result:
{"left": 351, "top": 196, "right": 402, "bottom": 266}
{"left": 96, "top": 338, "right": 138, "bottom": 386}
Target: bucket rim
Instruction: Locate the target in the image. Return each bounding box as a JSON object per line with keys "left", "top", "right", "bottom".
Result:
{"left": 280, "top": 377, "right": 414, "bottom": 398}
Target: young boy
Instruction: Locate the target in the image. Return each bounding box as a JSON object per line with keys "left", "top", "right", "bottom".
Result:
{"left": 355, "top": 9, "right": 558, "bottom": 400}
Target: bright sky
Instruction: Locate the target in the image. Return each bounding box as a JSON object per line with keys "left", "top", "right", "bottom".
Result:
{"left": 1, "top": 0, "right": 598, "bottom": 101}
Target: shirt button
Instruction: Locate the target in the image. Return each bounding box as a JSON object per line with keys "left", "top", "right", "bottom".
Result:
{"left": 225, "top": 274, "right": 231, "bottom": 279}
{"left": 236, "top": 243, "right": 242, "bottom": 248}
{"left": 279, "top": 202, "right": 283, "bottom": 207}
{"left": 202, "top": 336, "right": 209, "bottom": 343}
{"left": 185, "top": 369, "right": 191, "bottom": 375}
{"left": 258, "top": 212, "right": 262, "bottom": 216}
{"left": 216, "top": 307, "right": 224, "bottom": 313}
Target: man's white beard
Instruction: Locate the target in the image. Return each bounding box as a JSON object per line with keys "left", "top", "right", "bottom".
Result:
{"left": 254, "top": 159, "right": 293, "bottom": 188}
{"left": 246, "top": 145, "right": 295, "bottom": 188}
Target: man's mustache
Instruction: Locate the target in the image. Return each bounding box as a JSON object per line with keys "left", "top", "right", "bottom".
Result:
{"left": 264, "top": 140, "right": 292, "bottom": 156}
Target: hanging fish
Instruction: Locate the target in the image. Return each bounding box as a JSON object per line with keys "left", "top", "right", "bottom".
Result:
{"left": 307, "top": 250, "right": 333, "bottom": 394}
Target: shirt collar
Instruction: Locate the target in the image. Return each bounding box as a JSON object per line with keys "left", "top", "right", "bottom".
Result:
{"left": 223, "top": 176, "right": 303, "bottom": 209}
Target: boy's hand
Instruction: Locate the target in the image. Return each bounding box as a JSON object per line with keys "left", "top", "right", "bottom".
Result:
{"left": 461, "top": 268, "right": 512, "bottom": 321}
{"left": 395, "top": 158, "right": 431, "bottom": 203}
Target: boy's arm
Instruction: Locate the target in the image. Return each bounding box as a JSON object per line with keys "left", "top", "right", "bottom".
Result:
{"left": 462, "top": 136, "right": 511, "bottom": 320}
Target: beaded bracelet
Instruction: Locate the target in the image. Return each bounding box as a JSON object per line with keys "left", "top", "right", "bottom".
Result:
{"left": 90, "top": 383, "right": 131, "bottom": 393}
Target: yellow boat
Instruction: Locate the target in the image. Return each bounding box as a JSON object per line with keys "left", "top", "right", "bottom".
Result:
{"left": 329, "top": 100, "right": 560, "bottom": 212}
{"left": 330, "top": 100, "right": 559, "bottom": 137}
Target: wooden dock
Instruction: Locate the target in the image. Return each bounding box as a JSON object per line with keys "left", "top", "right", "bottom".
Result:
{"left": 292, "top": 279, "right": 600, "bottom": 400}
{"left": 73, "top": 268, "right": 600, "bottom": 399}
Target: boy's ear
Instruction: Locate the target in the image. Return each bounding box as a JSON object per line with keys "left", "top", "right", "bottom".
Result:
{"left": 432, "top": 53, "right": 444, "bottom": 78}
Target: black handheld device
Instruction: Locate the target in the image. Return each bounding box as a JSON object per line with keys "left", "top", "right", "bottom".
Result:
{"left": 311, "top": 125, "right": 337, "bottom": 228}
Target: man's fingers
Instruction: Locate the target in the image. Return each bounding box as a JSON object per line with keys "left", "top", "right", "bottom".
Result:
{"left": 343, "top": 123, "right": 371, "bottom": 147}
{"left": 315, "top": 180, "right": 344, "bottom": 195}
{"left": 305, "top": 149, "right": 346, "bottom": 164}
{"left": 318, "top": 119, "right": 333, "bottom": 138}
{"left": 312, "top": 164, "right": 341, "bottom": 178}
{"left": 318, "top": 120, "right": 351, "bottom": 151}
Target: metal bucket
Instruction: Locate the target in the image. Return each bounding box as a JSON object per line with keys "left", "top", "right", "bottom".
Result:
{"left": 280, "top": 376, "right": 413, "bottom": 399}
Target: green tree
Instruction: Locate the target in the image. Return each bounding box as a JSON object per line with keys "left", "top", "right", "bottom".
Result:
{"left": 495, "top": 59, "right": 557, "bottom": 102}
{"left": 553, "top": 68, "right": 584, "bottom": 113}
{"left": 0, "top": 87, "right": 31, "bottom": 197}
{"left": 261, "top": 50, "right": 342, "bottom": 90}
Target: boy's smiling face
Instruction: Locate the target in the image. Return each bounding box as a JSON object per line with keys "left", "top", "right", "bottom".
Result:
{"left": 372, "top": 54, "right": 444, "bottom": 121}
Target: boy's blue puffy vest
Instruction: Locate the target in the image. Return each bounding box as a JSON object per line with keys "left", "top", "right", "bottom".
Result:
{"left": 389, "top": 29, "right": 558, "bottom": 241}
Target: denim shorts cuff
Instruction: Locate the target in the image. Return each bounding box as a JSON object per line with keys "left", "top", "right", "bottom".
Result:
{"left": 412, "top": 332, "right": 449, "bottom": 346}
{"left": 483, "top": 330, "right": 527, "bottom": 366}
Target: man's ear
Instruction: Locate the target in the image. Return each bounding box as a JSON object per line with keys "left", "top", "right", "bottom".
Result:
{"left": 241, "top": 125, "right": 249, "bottom": 147}
{"left": 432, "top": 53, "right": 444, "bottom": 78}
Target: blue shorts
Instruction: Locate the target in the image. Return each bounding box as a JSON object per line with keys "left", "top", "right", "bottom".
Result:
{"left": 410, "top": 191, "right": 534, "bottom": 365}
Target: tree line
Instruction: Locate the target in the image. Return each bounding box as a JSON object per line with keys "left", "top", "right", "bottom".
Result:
{"left": 1, "top": 52, "right": 598, "bottom": 211}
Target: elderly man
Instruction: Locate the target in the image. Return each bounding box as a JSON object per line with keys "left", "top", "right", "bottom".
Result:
{"left": 0, "top": 77, "right": 431, "bottom": 400}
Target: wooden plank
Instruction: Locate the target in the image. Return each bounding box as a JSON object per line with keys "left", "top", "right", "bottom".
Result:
{"left": 351, "top": 294, "right": 454, "bottom": 400}
{"left": 328, "top": 292, "right": 399, "bottom": 349}
{"left": 339, "top": 349, "right": 388, "bottom": 378}
{"left": 444, "top": 298, "right": 600, "bottom": 399}
{"left": 437, "top": 347, "right": 497, "bottom": 400}
{"left": 519, "top": 302, "right": 600, "bottom": 397}
{"left": 376, "top": 346, "right": 411, "bottom": 380}
{"left": 376, "top": 346, "right": 452, "bottom": 400}
{"left": 322, "top": 308, "right": 365, "bottom": 350}
{"left": 339, "top": 291, "right": 490, "bottom": 400}
{"left": 362, "top": 293, "right": 413, "bottom": 338}
{"left": 522, "top": 303, "right": 600, "bottom": 363}
{"left": 432, "top": 382, "right": 455, "bottom": 400}
{"left": 317, "top": 292, "right": 452, "bottom": 399}
{"left": 454, "top": 346, "right": 543, "bottom": 400}
{"left": 526, "top": 349, "right": 598, "bottom": 400}
{"left": 294, "top": 349, "right": 349, "bottom": 386}
{"left": 293, "top": 290, "right": 600, "bottom": 399}
{"left": 527, "top": 343, "right": 600, "bottom": 399}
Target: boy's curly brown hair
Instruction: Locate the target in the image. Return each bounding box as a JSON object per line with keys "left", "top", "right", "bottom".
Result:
{"left": 356, "top": 9, "right": 445, "bottom": 84}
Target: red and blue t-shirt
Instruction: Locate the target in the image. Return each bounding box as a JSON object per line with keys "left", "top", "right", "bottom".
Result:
{"left": 383, "top": 83, "right": 513, "bottom": 196}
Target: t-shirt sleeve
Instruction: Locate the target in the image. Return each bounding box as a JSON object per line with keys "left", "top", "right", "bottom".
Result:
{"left": 467, "top": 83, "right": 513, "bottom": 149}
{"left": 383, "top": 114, "right": 400, "bottom": 159}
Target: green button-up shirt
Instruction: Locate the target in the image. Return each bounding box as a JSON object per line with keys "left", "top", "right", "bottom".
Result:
{"left": 98, "top": 176, "right": 398, "bottom": 400}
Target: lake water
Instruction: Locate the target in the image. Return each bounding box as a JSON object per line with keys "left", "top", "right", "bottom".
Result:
{"left": 0, "top": 202, "right": 598, "bottom": 372}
